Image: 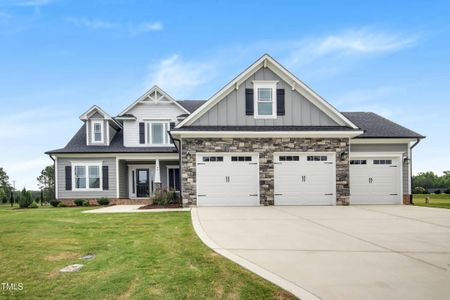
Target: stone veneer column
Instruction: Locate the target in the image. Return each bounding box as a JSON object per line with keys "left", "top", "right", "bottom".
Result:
{"left": 181, "top": 138, "right": 350, "bottom": 206}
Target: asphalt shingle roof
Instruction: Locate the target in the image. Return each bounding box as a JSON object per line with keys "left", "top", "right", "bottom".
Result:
{"left": 176, "top": 100, "right": 206, "bottom": 113}
{"left": 342, "top": 112, "right": 424, "bottom": 138}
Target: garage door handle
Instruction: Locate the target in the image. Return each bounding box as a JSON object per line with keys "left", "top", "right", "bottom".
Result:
{"left": 198, "top": 194, "right": 206, "bottom": 197}
{"left": 274, "top": 193, "right": 282, "bottom": 196}
{"left": 390, "top": 194, "right": 398, "bottom": 195}
{"left": 249, "top": 163, "right": 258, "bottom": 165}
{"left": 249, "top": 194, "right": 258, "bottom": 196}
{"left": 324, "top": 193, "right": 333, "bottom": 195}
{"left": 197, "top": 163, "right": 205, "bottom": 165}
{"left": 390, "top": 165, "right": 398, "bottom": 168}
{"left": 325, "top": 162, "right": 333, "bottom": 164}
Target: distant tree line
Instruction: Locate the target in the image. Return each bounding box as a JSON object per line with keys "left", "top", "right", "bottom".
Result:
{"left": 0, "top": 165, "right": 55, "bottom": 206}
{"left": 412, "top": 171, "right": 450, "bottom": 194}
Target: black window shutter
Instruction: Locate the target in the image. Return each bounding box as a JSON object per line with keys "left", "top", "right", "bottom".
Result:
{"left": 245, "top": 88, "right": 254, "bottom": 115}
{"left": 65, "top": 166, "right": 72, "bottom": 191}
{"left": 170, "top": 122, "right": 175, "bottom": 129}
{"left": 102, "top": 166, "right": 109, "bottom": 190}
{"left": 139, "top": 122, "right": 145, "bottom": 144}
{"left": 277, "top": 89, "right": 285, "bottom": 116}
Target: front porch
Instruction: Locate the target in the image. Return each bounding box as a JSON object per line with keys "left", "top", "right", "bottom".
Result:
{"left": 117, "top": 157, "right": 180, "bottom": 200}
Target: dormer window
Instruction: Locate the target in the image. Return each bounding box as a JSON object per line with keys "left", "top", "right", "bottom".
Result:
{"left": 92, "top": 121, "right": 104, "bottom": 143}
{"left": 253, "top": 81, "right": 277, "bottom": 119}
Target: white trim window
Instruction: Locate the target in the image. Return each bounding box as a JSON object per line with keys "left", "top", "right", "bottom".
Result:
{"left": 73, "top": 163, "right": 102, "bottom": 190}
{"left": 145, "top": 121, "right": 170, "bottom": 145}
{"left": 92, "top": 121, "right": 104, "bottom": 143}
{"left": 253, "top": 81, "right": 277, "bottom": 119}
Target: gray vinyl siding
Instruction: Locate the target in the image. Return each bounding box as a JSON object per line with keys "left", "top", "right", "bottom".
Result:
{"left": 350, "top": 143, "right": 409, "bottom": 194}
{"left": 192, "top": 67, "right": 338, "bottom": 126}
{"left": 118, "top": 160, "right": 128, "bottom": 198}
{"left": 57, "top": 157, "right": 117, "bottom": 199}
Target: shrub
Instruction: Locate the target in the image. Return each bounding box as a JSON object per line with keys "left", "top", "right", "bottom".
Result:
{"left": 29, "top": 201, "right": 39, "bottom": 209}
{"left": 50, "top": 200, "right": 60, "bottom": 207}
{"left": 18, "top": 188, "right": 33, "bottom": 208}
{"left": 58, "top": 202, "right": 67, "bottom": 207}
{"left": 445, "top": 189, "right": 450, "bottom": 194}
{"left": 82, "top": 200, "right": 91, "bottom": 207}
{"left": 152, "top": 189, "right": 179, "bottom": 206}
{"left": 74, "top": 199, "right": 85, "bottom": 206}
{"left": 97, "top": 197, "right": 110, "bottom": 206}
{"left": 434, "top": 189, "right": 442, "bottom": 194}
{"left": 412, "top": 186, "right": 427, "bottom": 194}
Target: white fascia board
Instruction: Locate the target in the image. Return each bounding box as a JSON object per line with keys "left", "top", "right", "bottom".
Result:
{"left": 350, "top": 138, "right": 417, "bottom": 144}
{"left": 177, "top": 54, "right": 358, "bottom": 129}
{"left": 79, "top": 105, "right": 122, "bottom": 128}
{"left": 53, "top": 153, "right": 179, "bottom": 160}
{"left": 171, "top": 130, "right": 364, "bottom": 139}
{"left": 118, "top": 85, "right": 190, "bottom": 116}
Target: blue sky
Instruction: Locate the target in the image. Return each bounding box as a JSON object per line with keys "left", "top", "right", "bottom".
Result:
{"left": 0, "top": 0, "right": 449, "bottom": 189}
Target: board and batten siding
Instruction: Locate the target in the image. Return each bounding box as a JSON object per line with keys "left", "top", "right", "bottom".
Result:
{"left": 123, "top": 102, "right": 186, "bottom": 147}
{"left": 192, "top": 67, "right": 339, "bottom": 126}
{"left": 350, "top": 143, "right": 409, "bottom": 194}
{"left": 56, "top": 157, "right": 117, "bottom": 199}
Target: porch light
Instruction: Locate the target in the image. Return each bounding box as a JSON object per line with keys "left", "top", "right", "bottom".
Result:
{"left": 403, "top": 157, "right": 410, "bottom": 164}
{"left": 340, "top": 151, "right": 348, "bottom": 160}
{"left": 186, "top": 151, "right": 191, "bottom": 160}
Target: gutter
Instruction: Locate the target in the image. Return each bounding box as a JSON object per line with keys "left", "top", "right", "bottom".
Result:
{"left": 47, "top": 154, "right": 56, "bottom": 201}
{"left": 409, "top": 138, "right": 422, "bottom": 204}
{"left": 168, "top": 131, "right": 183, "bottom": 204}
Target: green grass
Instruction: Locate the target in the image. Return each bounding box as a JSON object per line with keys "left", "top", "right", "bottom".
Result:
{"left": 413, "top": 194, "right": 450, "bottom": 209}
{"left": 0, "top": 206, "right": 295, "bottom": 299}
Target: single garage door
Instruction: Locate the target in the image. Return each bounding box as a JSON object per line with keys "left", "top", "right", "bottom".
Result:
{"left": 350, "top": 156, "right": 402, "bottom": 204}
{"left": 196, "top": 153, "right": 259, "bottom": 206}
{"left": 274, "top": 153, "right": 335, "bottom": 205}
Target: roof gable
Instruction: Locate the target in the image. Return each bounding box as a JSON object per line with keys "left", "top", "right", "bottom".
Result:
{"left": 118, "top": 85, "right": 190, "bottom": 116}
{"left": 177, "top": 54, "right": 358, "bottom": 129}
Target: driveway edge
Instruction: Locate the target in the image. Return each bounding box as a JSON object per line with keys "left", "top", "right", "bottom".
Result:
{"left": 191, "top": 207, "right": 320, "bottom": 300}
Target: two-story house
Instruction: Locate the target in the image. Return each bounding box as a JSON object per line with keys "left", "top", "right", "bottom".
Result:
{"left": 46, "top": 54, "right": 424, "bottom": 206}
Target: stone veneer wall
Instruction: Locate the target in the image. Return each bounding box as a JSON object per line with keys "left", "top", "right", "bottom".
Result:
{"left": 181, "top": 137, "right": 350, "bottom": 206}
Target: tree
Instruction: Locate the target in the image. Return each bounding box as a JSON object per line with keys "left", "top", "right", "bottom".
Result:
{"left": 412, "top": 172, "right": 440, "bottom": 190}
{"left": 37, "top": 165, "right": 55, "bottom": 202}
{"left": 0, "top": 167, "right": 11, "bottom": 205}
{"left": 18, "top": 188, "right": 32, "bottom": 208}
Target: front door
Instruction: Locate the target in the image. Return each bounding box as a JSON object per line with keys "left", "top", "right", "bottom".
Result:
{"left": 136, "top": 169, "right": 150, "bottom": 198}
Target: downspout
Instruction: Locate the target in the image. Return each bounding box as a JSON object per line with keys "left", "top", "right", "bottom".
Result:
{"left": 48, "top": 154, "right": 56, "bottom": 201}
{"left": 409, "top": 138, "right": 422, "bottom": 204}
{"left": 168, "top": 131, "right": 183, "bottom": 204}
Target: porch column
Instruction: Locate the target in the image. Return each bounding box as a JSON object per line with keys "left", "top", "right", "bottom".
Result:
{"left": 154, "top": 159, "right": 162, "bottom": 193}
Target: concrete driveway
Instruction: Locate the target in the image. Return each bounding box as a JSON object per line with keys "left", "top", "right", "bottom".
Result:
{"left": 193, "top": 205, "right": 450, "bottom": 300}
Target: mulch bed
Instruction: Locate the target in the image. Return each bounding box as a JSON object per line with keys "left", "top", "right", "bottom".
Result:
{"left": 138, "top": 204, "right": 182, "bottom": 209}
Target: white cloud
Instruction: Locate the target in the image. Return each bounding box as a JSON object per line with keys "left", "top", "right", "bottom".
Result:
{"left": 146, "top": 54, "right": 217, "bottom": 98}
{"left": 66, "top": 17, "right": 163, "bottom": 33}
{"left": 134, "top": 21, "right": 163, "bottom": 33}
{"left": 66, "top": 17, "right": 116, "bottom": 29}
{"left": 286, "top": 28, "right": 419, "bottom": 67}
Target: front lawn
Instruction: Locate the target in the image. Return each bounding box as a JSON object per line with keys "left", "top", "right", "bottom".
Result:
{"left": 0, "top": 206, "right": 295, "bottom": 299}
{"left": 413, "top": 194, "right": 450, "bottom": 209}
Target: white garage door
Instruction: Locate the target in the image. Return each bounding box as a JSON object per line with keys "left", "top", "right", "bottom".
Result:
{"left": 350, "top": 156, "right": 402, "bottom": 204}
{"left": 196, "top": 153, "right": 259, "bottom": 206}
{"left": 274, "top": 153, "right": 335, "bottom": 205}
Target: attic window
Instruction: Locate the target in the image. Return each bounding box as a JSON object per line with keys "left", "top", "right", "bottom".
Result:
{"left": 92, "top": 121, "right": 104, "bottom": 143}
{"left": 253, "top": 81, "right": 277, "bottom": 119}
